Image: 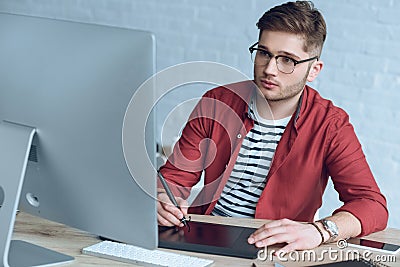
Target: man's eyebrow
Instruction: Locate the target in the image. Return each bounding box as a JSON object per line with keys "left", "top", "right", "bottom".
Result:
{"left": 257, "top": 44, "right": 268, "bottom": 50}
{"left": 278, "top": 51, "right": 301, "bottom": 59}
{"left": 257, "top": 44, "right": 301, "bottom": 59}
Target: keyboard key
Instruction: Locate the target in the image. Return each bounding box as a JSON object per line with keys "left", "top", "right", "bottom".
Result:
{"left": 82, "top": 240, "right": 214, "bottom": 267}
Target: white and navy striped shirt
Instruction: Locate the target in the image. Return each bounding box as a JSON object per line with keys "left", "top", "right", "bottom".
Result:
{"left": 212, "top": 98, "right": 290, "bottom": 218}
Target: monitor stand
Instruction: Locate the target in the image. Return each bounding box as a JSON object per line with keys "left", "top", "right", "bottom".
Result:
{"left": 0, "top": 121, "right": 74, "bottom": 267}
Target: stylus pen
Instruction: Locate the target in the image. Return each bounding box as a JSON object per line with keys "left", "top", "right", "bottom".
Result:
{"left": 157, "top": 171, "right": 189, "bottom": 227}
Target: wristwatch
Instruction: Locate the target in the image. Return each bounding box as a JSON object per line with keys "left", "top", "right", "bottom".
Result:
{"left": 318, "top": 219, "right": 339, "bottom": 243}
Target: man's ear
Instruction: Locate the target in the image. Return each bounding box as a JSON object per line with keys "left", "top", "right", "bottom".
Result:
{"left": 307, "top": 60, "right": 323, "bottom": 82}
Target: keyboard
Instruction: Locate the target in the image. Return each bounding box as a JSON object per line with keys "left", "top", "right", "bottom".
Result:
{"left": 82, "top": 240, "right": 214, "bottom": 267}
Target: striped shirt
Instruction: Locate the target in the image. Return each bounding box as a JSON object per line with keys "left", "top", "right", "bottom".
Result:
{"left": 212, "top": 98, "right": 290, "bottom": 217}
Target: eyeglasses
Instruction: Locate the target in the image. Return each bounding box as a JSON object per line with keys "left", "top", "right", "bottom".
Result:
{"left": 249, "top": 42, "right": 318, "bottom": 74}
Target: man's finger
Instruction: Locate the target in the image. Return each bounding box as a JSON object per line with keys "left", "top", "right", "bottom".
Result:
{"left": 157, "top": 199, "right": 184, "bottom": 226}
{"left": 157, "top": 213, "right": 174, "bottom": 226}
{"left": 248, "top": 224, "right": 287, "bottom": 244}
{"left": 253, "top": 233, "right": 293, "bottom": 248}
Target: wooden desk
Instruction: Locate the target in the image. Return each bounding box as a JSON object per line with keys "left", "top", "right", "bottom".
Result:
{"left": 12, "top": 212, "right": 400, "bottom": 266}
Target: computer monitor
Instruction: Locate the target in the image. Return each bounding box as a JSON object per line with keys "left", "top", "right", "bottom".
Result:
{"left": 0, "top": 12, "right": 157, "bottom": 266}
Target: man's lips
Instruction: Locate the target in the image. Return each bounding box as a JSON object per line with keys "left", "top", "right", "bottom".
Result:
{"left": 260, "top": 79, "right": 279, "bottom": 89}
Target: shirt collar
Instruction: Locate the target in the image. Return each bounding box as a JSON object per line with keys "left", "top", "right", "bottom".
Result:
{"left": 245, "top": 85, "right": 305, "bottom": 127}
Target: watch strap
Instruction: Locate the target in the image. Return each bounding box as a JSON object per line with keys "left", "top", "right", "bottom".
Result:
{"left": 318, "top": 219, "right": 338, "bottom": 243}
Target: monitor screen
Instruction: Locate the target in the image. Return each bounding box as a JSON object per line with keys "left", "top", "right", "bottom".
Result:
{"left": 0, "top": 12, "right": 157, "bottom": 266}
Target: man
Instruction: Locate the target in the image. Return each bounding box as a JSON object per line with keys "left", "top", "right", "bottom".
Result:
{"left": 157, "top": 1, "right": 388, "bottom": 254}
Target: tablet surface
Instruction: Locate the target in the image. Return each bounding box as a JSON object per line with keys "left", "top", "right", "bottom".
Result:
{"left": 158, "top": 221, "right": 260, "bottom": 259}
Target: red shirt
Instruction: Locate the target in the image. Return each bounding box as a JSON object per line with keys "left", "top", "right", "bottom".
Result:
{"left": 159, "top": 80, "right": 388, "bottom": 236}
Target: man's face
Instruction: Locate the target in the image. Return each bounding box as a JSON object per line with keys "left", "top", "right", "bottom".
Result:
{"left": 253, "top": 31, "right": 316, "bottom": 102}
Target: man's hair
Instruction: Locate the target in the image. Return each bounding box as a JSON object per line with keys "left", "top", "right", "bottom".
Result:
{"left": 256, "top": 1, "right": 326, "bottom": 57}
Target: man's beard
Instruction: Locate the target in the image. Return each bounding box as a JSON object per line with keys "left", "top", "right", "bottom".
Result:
{"left": 267, "top": 74, "right": 308, "bottom": 102}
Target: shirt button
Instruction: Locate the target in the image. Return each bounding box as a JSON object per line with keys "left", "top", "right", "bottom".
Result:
{"left": 237, "top": 134, "right": 242, "bottom": 138}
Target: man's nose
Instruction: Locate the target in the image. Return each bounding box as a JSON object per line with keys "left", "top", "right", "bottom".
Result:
{"left": 263, "top": 58, "right": 279, "bottom": 76}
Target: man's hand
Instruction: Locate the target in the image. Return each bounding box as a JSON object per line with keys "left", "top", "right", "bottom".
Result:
{"left": 247, "top": 218, "right": 324, "bottom": 254}
{"left": 157, "top": 192, "right": 189, "bottom": 227}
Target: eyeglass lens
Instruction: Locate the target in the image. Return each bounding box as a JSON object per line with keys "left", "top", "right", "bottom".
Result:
{"left": 251, "top": 50, "right": 295, "bottom": 74}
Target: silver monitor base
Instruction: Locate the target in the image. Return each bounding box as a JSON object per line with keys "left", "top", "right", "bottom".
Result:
{"left": 0, "top": 122, "right": 74, "bottom": 267}
{"left": 8, "top": 240, "right": 73, "bottom": 267}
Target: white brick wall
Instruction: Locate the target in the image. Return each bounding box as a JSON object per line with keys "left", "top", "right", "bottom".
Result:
{"left": 1, "top": 0, "right": 399, "bottom": 228}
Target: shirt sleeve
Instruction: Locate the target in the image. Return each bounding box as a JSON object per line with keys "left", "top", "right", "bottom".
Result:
{"left": 158, "top": 91, "right": 216, "bottom": 199}
{"left": 324, "top": 111, "right": 388, "bottom": 236}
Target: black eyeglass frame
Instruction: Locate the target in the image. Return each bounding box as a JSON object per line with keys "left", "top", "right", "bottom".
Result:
{"left": 248, "top": 42, "right": 319, "bottom": 74}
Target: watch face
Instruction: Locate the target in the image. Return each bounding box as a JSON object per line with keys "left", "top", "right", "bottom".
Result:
{"left": 325, "top": 220, "right": 339, "bottom": 235}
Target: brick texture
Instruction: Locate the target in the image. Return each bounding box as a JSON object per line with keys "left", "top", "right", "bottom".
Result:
{"left": 1, "top": 0, "right": 398, "bottom": 228}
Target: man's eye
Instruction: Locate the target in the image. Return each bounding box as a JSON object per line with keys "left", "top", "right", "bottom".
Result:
{"left": 257, "top": 50, "right": 270, "bottom": 57}
{"left": 281, "top": 56, "right": 294, "bottom": 64}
